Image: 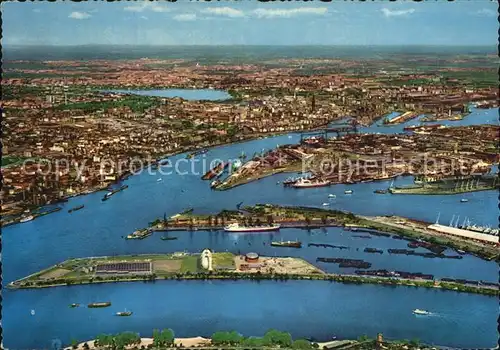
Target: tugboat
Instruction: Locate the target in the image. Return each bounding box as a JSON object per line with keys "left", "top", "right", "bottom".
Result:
{"left": 271, "top": 240, "right": 302, "bottom": 248}
{"left": 68, "top": 205, "right": 84, "bottom": 213}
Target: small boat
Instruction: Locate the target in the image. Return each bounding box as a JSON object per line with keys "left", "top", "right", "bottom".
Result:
{"left": 116, "top": 311, "right": 132, "bottom": 317}
{"left": 68, "top": 205, "right": 84, "bottom": 213}
{"left": 374, "top": 189, "right": 387, "bottom": 194}
{"left": 161, "top": 236, "right": 178, "bottom": 241}
{"left": 157, "top": 178, "right": 162, "bottom": 182}
{"left": 322, "top": 203, "right": 330, "bottom": 206}
{"left": 413, "top": 309, "right": 430, "bottom": 315}
{"left": 69, "top": 303, "right": 80, "bottom": 308}
{"left": 20, "top": 215, "right": 34, "bottom": 223}
{"left": 328, "top": 194, "right": 336, "bottom": 198}
{"left": 344, "top": 190, "right": 353, "bottom": 194}
{"left": 460, "top": 198, "right": 468, "bottom": 203}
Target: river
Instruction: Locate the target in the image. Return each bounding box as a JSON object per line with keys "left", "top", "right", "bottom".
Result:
{"left": 3, "top": 106, "right": 498, "bottom": 349}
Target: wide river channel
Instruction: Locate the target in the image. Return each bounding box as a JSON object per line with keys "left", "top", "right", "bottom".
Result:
{"left": 3, "top": 91, "right": 498, "bottom": 349}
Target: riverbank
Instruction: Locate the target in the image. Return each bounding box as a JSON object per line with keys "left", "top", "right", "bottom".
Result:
{"left": 65, "top": 336, "right": 211, "bottom": 350}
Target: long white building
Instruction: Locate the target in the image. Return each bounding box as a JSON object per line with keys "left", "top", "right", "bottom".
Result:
{"left": 428, "top": 224, "right": 499, "bottom": 245}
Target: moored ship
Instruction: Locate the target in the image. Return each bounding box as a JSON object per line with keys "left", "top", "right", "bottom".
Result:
{"left": 20, "top": 215, "right": 35, "bottom": 223}
{"left": 202, "top": 161, "right": 228, "bottom": 180}
{"left": 293, "top": 178, "right": 330, "bottom": 188}
{"left": 271, "top": 240, "right": 302, "bottom": 248}
{"left": 88, "top": 302, "right": 111, "bottom": 308}
{"left": 102, "top": 185, "right": 128, "bottom": 201}
{"left": 126, "top": 228, "right": 153, "bottom": 239}
{"left": 224, "top": 223, "right": 281, "bottom": 232}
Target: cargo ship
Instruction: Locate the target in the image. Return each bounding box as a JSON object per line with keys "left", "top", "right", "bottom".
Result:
{"left": 102, "top": 185, "right": 128, "bottom": 201}
{"left": 224, "top": 223, "right": 281, "bottom": 232}
{"left": 68, "top": 205, "right": 84, "bottom": 213}
{"left": 271, "top": 240, "right": 302, "bottom": 248}
{"left": 293, "top": 178, "right": 331, "bottom": 188}
{"left": 202, "top": 161, "right": 228, "bottom": 180}
{"left": 88, "top": 302, "right": 111, "bottom": 308}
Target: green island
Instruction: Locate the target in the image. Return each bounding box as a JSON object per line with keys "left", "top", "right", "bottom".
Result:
{"left": 9, "top": 251, "right": 498, "bottom": 297}
{"left": 65, "top": 328, "right": 436, "bottom": 350}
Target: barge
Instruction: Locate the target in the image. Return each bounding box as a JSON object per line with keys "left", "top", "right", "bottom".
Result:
{"left": 68, "top": 205, "right": 84, "bottom": 213}
{"left": 271, "top": 240, "right": 302, "bottom": 248}
{"left": 116, "top": 311, "right": 132, "bottom": 317}
{"left": 309, "top": 243, "right": 349, "bottom": 250}
{"left": 364, "top": 248, "right": 383, "bottom": 254}
{"left": 88, "top": 302, "right": 111, "bottom": 308}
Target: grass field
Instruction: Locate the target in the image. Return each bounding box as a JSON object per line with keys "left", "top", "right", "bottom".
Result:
{"left": 180, "top": 256, "right": 200, "bottom": 273}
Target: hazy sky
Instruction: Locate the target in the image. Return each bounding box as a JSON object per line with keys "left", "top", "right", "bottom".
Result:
{"left": 2, "top": 1, "right": 498, "bottom": 46}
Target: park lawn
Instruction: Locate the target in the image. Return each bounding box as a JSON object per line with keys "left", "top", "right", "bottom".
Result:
{"left": 180, "top": 256, "right": 199, "bottom": 273}
{"left": 212, "top": 252, "right": 235, "bottom": 269}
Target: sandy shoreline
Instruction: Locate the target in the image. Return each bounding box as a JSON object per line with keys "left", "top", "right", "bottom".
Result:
{"left": 65, "top": 336, "right": 211, "bottom": 350}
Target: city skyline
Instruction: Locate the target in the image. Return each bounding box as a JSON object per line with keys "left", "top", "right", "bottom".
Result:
{"left": 3, "top": 1, "right": 498, "bottom": 46}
